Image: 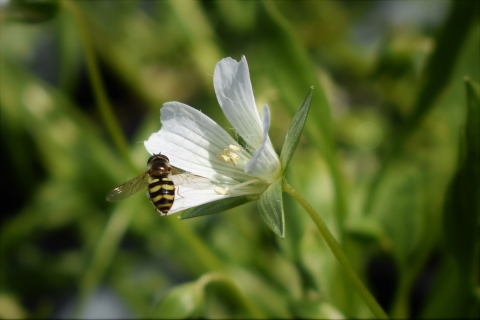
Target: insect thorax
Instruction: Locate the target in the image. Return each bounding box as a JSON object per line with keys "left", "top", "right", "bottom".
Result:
{"left": 147, "top": 154, "right": 172, "bottom": 177}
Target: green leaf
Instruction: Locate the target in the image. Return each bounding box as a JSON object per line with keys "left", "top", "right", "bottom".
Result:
{"left": 280, "top": 87, "right": 313, "bottom": 171}
{"left": 152, "top": 283, "right": 204, "bottom": 318}
{"left": 437, "top": 78, "right": 480, "bottom": 317}
{"left": 291, "top": 299, "right": 345, "bottom": 319}
{"left": 3, "top": 0, "right": 59, "bottom": 23}
{"left": 257, "top": 178, "right": 285, "bottom": 238}
{"left": 407, "top": 2, "right": 478, "bottom": 128}
{"left": 372, "top": 165, "right": 424, "bottom": 268}
{"left": 152, "top": 272, "right": 267, "bottom": 319}
{"left": 364, "top": 0, "right": 480, "bottom": 215}
{"left": 227, "top": 267, "right": 291, "bottom": 318}
{"left": 178, "top": 195, "right": 258, "bottom": 220}
{"left": 345, "top": 216, "right": 388, "bottom": 247}
{"left": 420, "top": 254, "right": 479, "bottom": 318}
{"left": 443, "top": 77, "right": 480, "bottom": 289}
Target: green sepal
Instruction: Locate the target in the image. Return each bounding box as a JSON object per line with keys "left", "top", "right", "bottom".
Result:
{"left": 178, "top": 195, "right": 258, "bottom": 220}
{"left": 280, "top": 87, "right": 313, "bottom": 171}
{"left": 258, "top": 178, "right": 285, "bottom": 238}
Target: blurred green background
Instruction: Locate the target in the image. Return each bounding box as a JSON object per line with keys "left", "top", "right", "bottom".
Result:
{"left": 0, "top": 0, "right": 478, "bottom": 318}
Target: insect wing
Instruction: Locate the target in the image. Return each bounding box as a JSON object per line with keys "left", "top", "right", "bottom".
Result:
{"left": 171, "top": 168, "right": 212, "bottom": 190}
{"left": 106, "top": 173, "right": 149, "bottom": 202}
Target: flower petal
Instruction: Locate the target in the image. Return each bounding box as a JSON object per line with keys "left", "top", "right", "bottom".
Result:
{"left": 163, "top": 187, "right": 226, "bottom": 215}
{"left": 214, "top": 56, "right": 264, "bottom": 150}
{"left": 144, "top": 102, "right": 253, "bottom": 185}
{"left": 244, "top": 105, "right": 281, "bottom": 183}
{"left": 163, "top": 185, "right": 258, "bottom": 215}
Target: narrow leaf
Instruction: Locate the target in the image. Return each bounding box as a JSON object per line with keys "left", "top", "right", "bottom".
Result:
{"left": 258, "top": 178, "right": 285, "bottom": 238}
{"left": 373, "top": 167, "right": 424, "bottom": 268}
{"left": 425, "top": 78, "right": 480, "bottom": 318}
{"left": 408, "top": 2, "right": 478, "bottom": 127}
{"left": 444, "top": 77, "right": 480, "bottom": 282}
{"left": 280, "top": 87, "right": 313, "bottom": 171}
{"left": 364, "top": 1, "right": 479, "bottom": 215}
{"left": 152, "top": 283, "right": 204, "bottom": 318}
{"left": 178, "top": 195, "right": 258, "bottom": 220}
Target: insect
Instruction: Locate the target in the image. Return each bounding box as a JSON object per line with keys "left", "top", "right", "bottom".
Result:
{"left": 106, "top": 153, "right": 212, "bottom": 215}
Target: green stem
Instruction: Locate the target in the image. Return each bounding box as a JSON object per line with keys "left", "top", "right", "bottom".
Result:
{"left": 61, "top": 0, "right": 135, "bottom": 172}
{"left": 198, "top": 273, "right": 267, "bottom": 319}
{"left": 283, "top": 180, "right": 389, "bottom": 319}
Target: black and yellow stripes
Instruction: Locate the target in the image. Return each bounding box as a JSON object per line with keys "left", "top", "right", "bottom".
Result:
{"left": 148, "top": 176, "right": 175, "bottom": 215}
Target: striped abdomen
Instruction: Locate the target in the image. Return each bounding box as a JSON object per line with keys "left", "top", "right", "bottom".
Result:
{"left": 148, "top": 175, "right": 175, "bottom": 215}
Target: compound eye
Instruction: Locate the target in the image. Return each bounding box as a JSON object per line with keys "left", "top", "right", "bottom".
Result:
{"left": 147, "top": 155, "right": 154, "bottom": 165}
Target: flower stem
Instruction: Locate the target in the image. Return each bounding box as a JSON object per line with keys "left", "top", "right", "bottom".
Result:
{"left": 283, "top": 180, "right": 389, "bottom": 319}
{"left": 62, "top": 0, "right": 135, "bottom": 172}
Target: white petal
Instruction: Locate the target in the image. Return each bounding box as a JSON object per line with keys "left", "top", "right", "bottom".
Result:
{"left": 165, "top": 185, "right": 258, "bottom": 215}
{"left": 244, "top": 105, "right": 281, "bottom": 183}
{"left": 214, "top": 56, "right": 264, "bottom": 150}
{"left": 165, "top": 188, "right": 226, "bottom": 215}
{"left": 144, "top": 102, "right": 253, "bottom": 184}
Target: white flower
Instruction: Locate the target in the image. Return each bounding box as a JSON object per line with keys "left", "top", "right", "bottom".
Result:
{"left": 144, "top": 56, "right": 282, "bottom": 215}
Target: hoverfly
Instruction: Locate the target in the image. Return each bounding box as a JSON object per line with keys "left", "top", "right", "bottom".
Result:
{"left": 106, "top": 153, "right": 212, "bottom": 215}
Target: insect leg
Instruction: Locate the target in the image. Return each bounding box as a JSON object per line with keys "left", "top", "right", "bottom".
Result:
{"left": 175, "top": 185, "right": 185, "bottom": 199}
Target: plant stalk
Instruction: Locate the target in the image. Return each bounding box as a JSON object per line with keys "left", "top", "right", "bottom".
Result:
{"left": 283, "top": 180, "right": 389, "bottom": 319}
